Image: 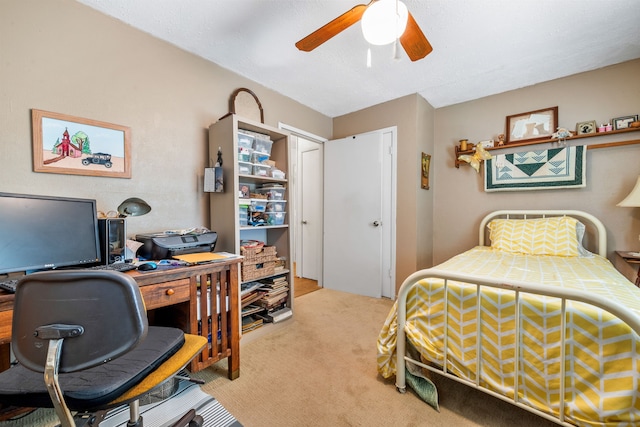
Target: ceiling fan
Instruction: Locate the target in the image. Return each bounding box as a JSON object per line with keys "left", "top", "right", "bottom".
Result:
{"left": 295, "top": 0, "right": 433, "bottom": 62}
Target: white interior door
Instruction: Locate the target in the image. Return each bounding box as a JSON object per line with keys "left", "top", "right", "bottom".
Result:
{"left": 323, "top": 128, "right": 395, "bottom": 298}
{"left": 300, "top": 144, "right": 321, "bottom": 280}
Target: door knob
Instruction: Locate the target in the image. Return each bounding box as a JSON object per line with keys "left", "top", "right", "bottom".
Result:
{"left": 302, "top": 220, "right": 308, "bottom": 224}
{"left": 372, "top": 221, "right": 381, "bottom": 227}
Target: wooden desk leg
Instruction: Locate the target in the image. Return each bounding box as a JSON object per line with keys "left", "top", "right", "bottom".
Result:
{"left": 636, "top": 268, "right": 640, "bottom": 288}
{"left": 228, "top": 263, "right": 240, "bottom": 380}
{"left": 0, "top": 344, "right": 11, "bottom": 372}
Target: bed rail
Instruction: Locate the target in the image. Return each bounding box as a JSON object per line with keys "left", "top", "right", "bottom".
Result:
{"left": 395, "top": 268, "right": 640, "bottom": 426}
{"left": 478, "top": 210, "right": 607, "bottom": 257}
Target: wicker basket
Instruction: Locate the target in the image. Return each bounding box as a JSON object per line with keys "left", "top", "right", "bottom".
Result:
{"left": 241, "top": 245, "right": 277, "bottom": 263}
{"left": 242, "top": 261, "right": 276, "bottom": 282}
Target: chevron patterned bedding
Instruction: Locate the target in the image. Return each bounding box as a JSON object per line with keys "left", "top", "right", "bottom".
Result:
{"left": 377, "top": 246, "right": 640, "bottom": 426}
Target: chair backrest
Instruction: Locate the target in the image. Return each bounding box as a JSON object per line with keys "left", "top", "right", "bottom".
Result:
{"left": 12, "top": 270, "right": 148, "bottom": 373}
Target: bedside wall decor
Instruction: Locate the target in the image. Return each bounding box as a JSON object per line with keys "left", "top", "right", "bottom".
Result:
{"left": 485, "top": 146, "right": 586, "bottom": 192}
{"left": 505, "top": 106, "right": 558, "bottom": 144}
{"left": 31, "top": 109, "right": 131, "bottom": 178}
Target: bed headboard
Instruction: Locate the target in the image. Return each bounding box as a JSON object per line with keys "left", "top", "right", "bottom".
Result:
{"left": 479, "top": 210, "right": 607, "bottom": 257}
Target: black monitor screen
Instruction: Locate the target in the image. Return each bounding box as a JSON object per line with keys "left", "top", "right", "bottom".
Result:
{"left": 0, "top": 192, "right": 101, "bottom": 275}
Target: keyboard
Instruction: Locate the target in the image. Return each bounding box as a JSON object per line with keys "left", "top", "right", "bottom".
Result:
{"left": 0, "top": 264, "right": 138, "bottom": 294}
{"left": 0, "top": 279, "right": 18, "bottom": 294}
{"left": 87, "top": 263, "right": 138, "bottom": 273}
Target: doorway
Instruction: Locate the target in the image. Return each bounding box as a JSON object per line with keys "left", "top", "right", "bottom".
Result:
{"left": 279, "top": 124, "right": 326, "bottom": 297}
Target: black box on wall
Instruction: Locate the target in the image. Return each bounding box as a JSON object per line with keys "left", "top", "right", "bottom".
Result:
{"left": 98, "top": 218, "right": 126, "bottom": 265}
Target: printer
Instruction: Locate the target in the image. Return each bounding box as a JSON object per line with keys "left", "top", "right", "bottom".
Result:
{"left": 135, "top": 231, "right": 217, "bottom": 260}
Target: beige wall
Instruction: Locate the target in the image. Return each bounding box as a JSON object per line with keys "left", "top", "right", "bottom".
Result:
{"left": 0, "top": 0, "right": 332, "bottom": 239}
{"left": 433, "top": 59, "right": 640, "bottom": 280}
{"left": 3, "top": 0, "right": 639, "bottom": 288}
{"left": 334, "top": 94, "right": 436, "bottom": 290}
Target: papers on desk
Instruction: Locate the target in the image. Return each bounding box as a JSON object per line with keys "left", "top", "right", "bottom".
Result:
{"left": 172, "top": 252, "right": 242, "bottom": 265}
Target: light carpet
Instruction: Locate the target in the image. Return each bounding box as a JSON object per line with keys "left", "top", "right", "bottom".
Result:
{"left": 1, "top": 380, "right": 240, "bottom": 427}
{"left": 192, "top": 288, "right": 558, "bottom": 427}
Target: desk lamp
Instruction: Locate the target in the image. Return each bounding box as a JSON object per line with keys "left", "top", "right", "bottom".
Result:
{"left": 117, "top": 197, "right": 151, "bottom": 217}
{"left": 617, "top": 176, "right": 640, "bottom": 255}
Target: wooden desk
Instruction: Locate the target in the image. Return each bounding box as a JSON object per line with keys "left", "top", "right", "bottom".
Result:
{"left": 616, "top": 251, "right": 640, "bottom": 288}
{"left": 0, "top": 259, "right": 241, "bottom": 379}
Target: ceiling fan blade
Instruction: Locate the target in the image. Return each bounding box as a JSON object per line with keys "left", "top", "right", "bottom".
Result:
{"left": 295, "top": 3, "right": 369, "bottom": 52}
{"left": 400, "top": 12, "right": 433, "bottom": 61}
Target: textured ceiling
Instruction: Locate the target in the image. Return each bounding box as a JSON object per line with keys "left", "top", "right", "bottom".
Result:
{"left": 76, "top": 0, "right": 640, "bottom": 118}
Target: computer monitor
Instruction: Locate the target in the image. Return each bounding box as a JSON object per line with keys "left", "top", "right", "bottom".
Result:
{"left": 0, "top": 192, "right": 101, "bottom": 275}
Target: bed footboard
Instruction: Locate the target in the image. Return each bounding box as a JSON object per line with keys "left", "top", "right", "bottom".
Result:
{"left": 394, "top": 269, "right": 640, "bottom": 426}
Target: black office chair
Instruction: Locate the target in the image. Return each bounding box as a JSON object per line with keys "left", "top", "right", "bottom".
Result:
{"left": 0, "top": 270, "right": 208, "bottom": 427}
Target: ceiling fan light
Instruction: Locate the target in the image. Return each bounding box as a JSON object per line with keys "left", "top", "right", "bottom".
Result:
{"left": 361, "top": 0, "right": 409, "bottom": 46}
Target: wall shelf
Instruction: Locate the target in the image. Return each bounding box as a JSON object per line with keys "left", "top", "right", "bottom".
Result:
{"left": 455, "top": 126, "right": 640, "bottom": 168}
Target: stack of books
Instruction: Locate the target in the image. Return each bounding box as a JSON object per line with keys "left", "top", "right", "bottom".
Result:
{"left": 257, "top": 276, "right": 289, "bottom": 310}
{"left": 241, "top": 315, "right": 263, "bottom": 334}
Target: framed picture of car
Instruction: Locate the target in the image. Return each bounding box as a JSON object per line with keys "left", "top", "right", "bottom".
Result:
{"left": 32, "top": 109, "right": 131, "bottom": 178}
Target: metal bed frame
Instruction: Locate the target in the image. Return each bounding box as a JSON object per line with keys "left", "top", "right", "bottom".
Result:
{"left": 394, "top": 210, "right": 640, "bottom": 426}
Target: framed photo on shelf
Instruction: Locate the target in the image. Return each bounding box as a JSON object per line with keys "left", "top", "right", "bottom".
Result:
{"left": 32, "top": 109, "right": 131, "bottom": 178}
{"left": 505, "top": 106, "right": 558, "bottom": 144}
{"left": 612, "top": 115, "right": 639, "bottom": 130}
{"left": 576, "top": 120, "right": 597, "bottom": 135}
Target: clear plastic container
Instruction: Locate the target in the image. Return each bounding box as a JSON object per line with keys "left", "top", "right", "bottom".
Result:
{"left": 237, "top": 132, "right": 254, "bottom": 150}
{"left": 238, "top": 147, "right": 252, "bottom": 162}
{"left": 253, "top": 136, "right": 273, "bottom": 155}
{"left": 238, "top": 161, "right": 253, "bottom": 175}
{"left": 270, "top": 169, "right": 285, "bottom": 179}
{"left": 251, "top": 151, "right": 270, "bottom": 164}
{"left": 264, "top": 211, "right": 286, "bottom": 225}
{"left": 253, "top": 163, "right": 271, "bottom": 177}
{"left": 256, "top": 185, "right": 285, "bottom": 200}
{"left": 266, "top": 200, "right": 287, "bottom": 213}
{"left": 249, "top": 198, "right": 267, "bottom": 212}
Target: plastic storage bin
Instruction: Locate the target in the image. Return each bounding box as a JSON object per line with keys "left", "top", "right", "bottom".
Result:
{"left": 238, "top": 148, "right": 252, "bottom": 162}
{"left": 266, "top": 200, "right": 287, "bottom": 213}
{"left": 256, "top": 185, "right": 285, "bottom": 200}
{"left": 253, "top": 136, "right": 273, "bottom": 155}
{"left": 238, "top": 161, "right": 253, "bottom": 175}
{"left": 251, "top": 151, "right": 270, "bottom": 164}
{"left": 264, "top": 212, "right": 286, "bottom": 226}
{"left": 270, "top": 169, "right": 285, "bottom": 179}
{"left": 249, "top": 198, "right": 267, "bottom": 212}
{"left": 253, "top": 163, "right": 271, "bottom": 177}
{"left": 237, "top": 132, "right": 254, "bottom": 150}
{"left": 239, "top": 204, "right": 249, "bottom": 226}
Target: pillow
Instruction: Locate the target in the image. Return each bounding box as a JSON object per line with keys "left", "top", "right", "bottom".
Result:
{"left": 488, "top": 216, "right": 580, "bottom": 256}
{"left": 575, "top": 221, "right": 594, "bottom": 257}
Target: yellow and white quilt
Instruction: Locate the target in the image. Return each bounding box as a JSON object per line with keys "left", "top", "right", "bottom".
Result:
{"left": 377, "top": 247, "right": 640, "bottom": 426}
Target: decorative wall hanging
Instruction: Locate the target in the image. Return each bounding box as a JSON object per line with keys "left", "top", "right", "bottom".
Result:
{"left": 505, "top": 106, "right": 558, "bottom": 144}
{"left": 222, "top": 88, "right": 264, "bottom": 123}
{"left": 484, "top": 146, "right": 586, "bottom": 192}
{"left": 32, "top": 109, "right": 131, "bottom": 178}
{"left": 421, "top": 152, "right": 430, "bottom": 189}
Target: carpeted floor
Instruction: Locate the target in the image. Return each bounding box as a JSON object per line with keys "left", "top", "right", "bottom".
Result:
{"left": 192, "top": 288, "right": 558, "bottom": 427}
{"left": 0, "top": 380, "right": 240, "bottom": 427}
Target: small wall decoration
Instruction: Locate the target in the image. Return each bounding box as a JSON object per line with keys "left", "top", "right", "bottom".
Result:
{"left": 32, "top": 109, "right": 131, "bottom": 178}
{"left": 612, "top": 115, "right": 639, "bottom": 130}
{"left": 505, "top": 106, "right": 558, "bottom": 144}
{"left": 421, "top": 152, "right": 431, "bottom": 190}
{"left": 576, "top": 120, "right": 596, "bottom": 135}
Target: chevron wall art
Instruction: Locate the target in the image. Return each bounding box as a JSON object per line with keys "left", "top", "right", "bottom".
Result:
{"left": 484, "top": 146, "right": 586, "bottom": 192}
